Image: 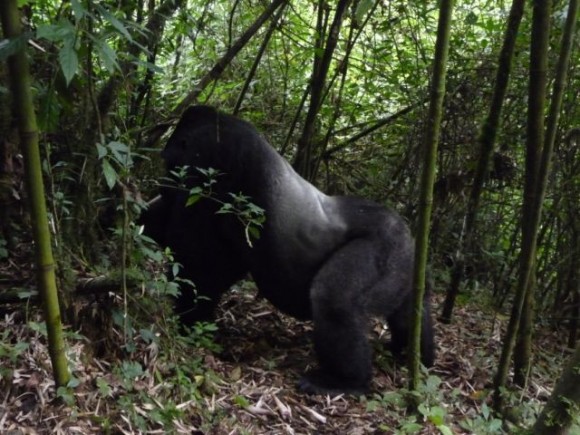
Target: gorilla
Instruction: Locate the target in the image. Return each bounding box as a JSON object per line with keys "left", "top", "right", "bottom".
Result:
{"left": 140, "top": 105, "right": 435, "bottom": 395}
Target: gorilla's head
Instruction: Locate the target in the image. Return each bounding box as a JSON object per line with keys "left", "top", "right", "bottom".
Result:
{"left": 161, "top": 105, "right": 221, "bottom": 172}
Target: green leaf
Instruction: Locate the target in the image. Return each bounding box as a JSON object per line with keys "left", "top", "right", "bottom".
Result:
{"left": 234, "top": 395, "right": 250, "bottom": 408}
{"left": 56, "top": 386, "right": 75, "bottom": 406}
{"left": 37, "top": 25, "right": 61, "bottom": 42}
{"left": 314, "top": 47, "right": 325, "bottom": 58}
{"left": 482, "top": 402, "right": 490, "bottom": 420}
{"left": 107, "top": 141, "right": 131, "bottom": 166}
{"left": 186, "top": 195, "right": 201, "bottom": 207}
{"left": 70, "top": 0, "right": 86, "bottom": 22}
{"left": 217, "top": 203, "right": 234, "bottom": 214}
{"left": 438, "top": 425, "right": 453, "bottom": 435}
{"left": 425, "top": 374, "right": 442, "bottom": 390}
{"left": 28, "top": 321, "right": 47, "bottom": 336}
{"left": 17, "top": 289, "right": 37, "bottom": 299}
{"left": 102, "top": 159, "right": 118, "bottom": 190}
{"left": 465, "top": 11, "right": 478, "bottom": 25}
{"left": 139, "top": 328, "right": 156, "bottom": 344}
{"left": 94, "top": 38, "right": 120, "bottom": 73}
{"left": 95, "top": 4, "right": 132, "bottom": 42}
{"left": 96, "top": 378, "right": 111, "bottom": 397}
{"left": 429, "top": 413, "right": 444, "bottom": 426}
{"left": 37, "top": 20, "right": 75, "bottom": 42}
{"left": 355, "top": 0, "right": 375, "bottom": 25}
{"left": 489, "top": 419, "right": 503, "bottom": 431}
{"left": 381, "top": 391, "right": 405, "bottom": 406}
{"left": 59, "top": 41, "right": 78, "bottom": 86}
{"left": 430, "top": 405, "right": 447, "bottom": 418}
{"left": 67, "top": 377, "right": 81, "bottom": 388}
{"left": 248, "top": 226, "right": 261, "bottom": 241}
{"left": 96, "top": 143, "right": 108, "bottom": 159}
{"left": 186, "top": 187, "right": 203, "bottom": 206}
{"left": 121, "top": 361, "right": 143, "bottom": 379}
{"left": 400, "top": 422, "right": 422, "bottom": 433}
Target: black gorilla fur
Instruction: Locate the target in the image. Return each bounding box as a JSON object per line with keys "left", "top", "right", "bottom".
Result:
{"left": 140, "top": 105, "right": 435, "bottom": 394}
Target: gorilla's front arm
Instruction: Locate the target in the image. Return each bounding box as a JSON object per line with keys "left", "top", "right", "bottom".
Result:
{"left": 141, "top": 105, "right": 435, "bottom": 394}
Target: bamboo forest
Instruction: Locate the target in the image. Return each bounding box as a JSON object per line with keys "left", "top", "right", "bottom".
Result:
{"left": 0, "top": 0, "right": 579, "bottom": 433}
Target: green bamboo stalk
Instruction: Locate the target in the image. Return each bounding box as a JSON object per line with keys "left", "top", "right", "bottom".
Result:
{"left": 493, "top": 0, "right": 551, "bottom": 411}
{"left": 0, "top": 0, "right": 70, "bottom": 388}
{"left": 514, "top": 0, "right": 579, "bottom": 387}
{"left": 408, "top": 0, "right": 454, "bottom": 392}
{"left": 440, "top": 0, "right": 525, "bottom": 323}
{"left": 293, "top": 0, "right": 352, "bottom": 180}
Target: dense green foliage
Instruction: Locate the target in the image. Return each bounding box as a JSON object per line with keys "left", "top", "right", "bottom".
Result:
{"left": 1, "top": 0, "right": 579, "bottom": 432}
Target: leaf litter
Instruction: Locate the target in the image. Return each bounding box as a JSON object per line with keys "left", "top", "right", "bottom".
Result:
{"left": 0, "top": 274, "right": 573, "bottom": 434}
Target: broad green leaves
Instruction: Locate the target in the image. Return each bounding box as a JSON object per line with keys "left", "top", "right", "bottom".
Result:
{"left": 37, "top": 20, "right": 78, "bottom": 85}
{"left": 97, "top": 141, "right": 134, "bottom": 190}
{"left": 59, "top": 37, "right": 78, "bottom": 85}
{"left": 36, "top": 20, "right": 76, "bottom": 42}
{"left": 94, "top": 4, "right": 133, "bottom": 43}
{"left": 91, "top": 35, "right": 119, "bottom": 73}
{"left": 35, "top": 2, "right": 135, "bottom": 85}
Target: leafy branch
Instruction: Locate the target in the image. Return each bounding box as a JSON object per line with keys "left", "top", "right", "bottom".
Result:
{"left": 166, "top": 167, "right": 266, "bottom": 248}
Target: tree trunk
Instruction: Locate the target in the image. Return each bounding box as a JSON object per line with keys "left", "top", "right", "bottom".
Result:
{"left": 533, "top": 345, "right": 580, "bottom": 435}
{"left": 0, "top": 0, "right": 70, "bottom": 389}
{"left": 514, "top": 0, "right": 578, "bottom": 387}
{"left": 408, "top": 0, "right": 454, "bottom": 393}
{"left": 440, "top": 0, "right": 525, "bottom": 323}
{"left": 292, "top": 0, "right": 351, "bottom": 181}
{"left": 514, "top": 269, "right": 535, "bottom": 386}
{"left": 493, "top": 0, "right": 551, "bottom": 411}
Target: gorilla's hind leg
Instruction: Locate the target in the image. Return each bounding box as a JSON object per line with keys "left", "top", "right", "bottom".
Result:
{"left": 298, "top": 239, "right": 380, "bottom": 395}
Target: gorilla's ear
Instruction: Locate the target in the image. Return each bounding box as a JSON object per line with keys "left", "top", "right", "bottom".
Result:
{"left": 179, "top": 105, "right": 219, "bottom": 128}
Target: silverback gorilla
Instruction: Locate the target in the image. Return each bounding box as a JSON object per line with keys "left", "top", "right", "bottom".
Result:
{"left": 140, "top": 105, "right": 435, "bottom": 394}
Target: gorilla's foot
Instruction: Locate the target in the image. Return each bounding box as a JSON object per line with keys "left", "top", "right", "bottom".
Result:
{"left": 297, "top": 370, "right": 369, "bottom": 396}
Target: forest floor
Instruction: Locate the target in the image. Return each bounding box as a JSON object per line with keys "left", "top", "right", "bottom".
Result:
{"left": 0, "top": 255, "right": 575, "bottom": 434}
